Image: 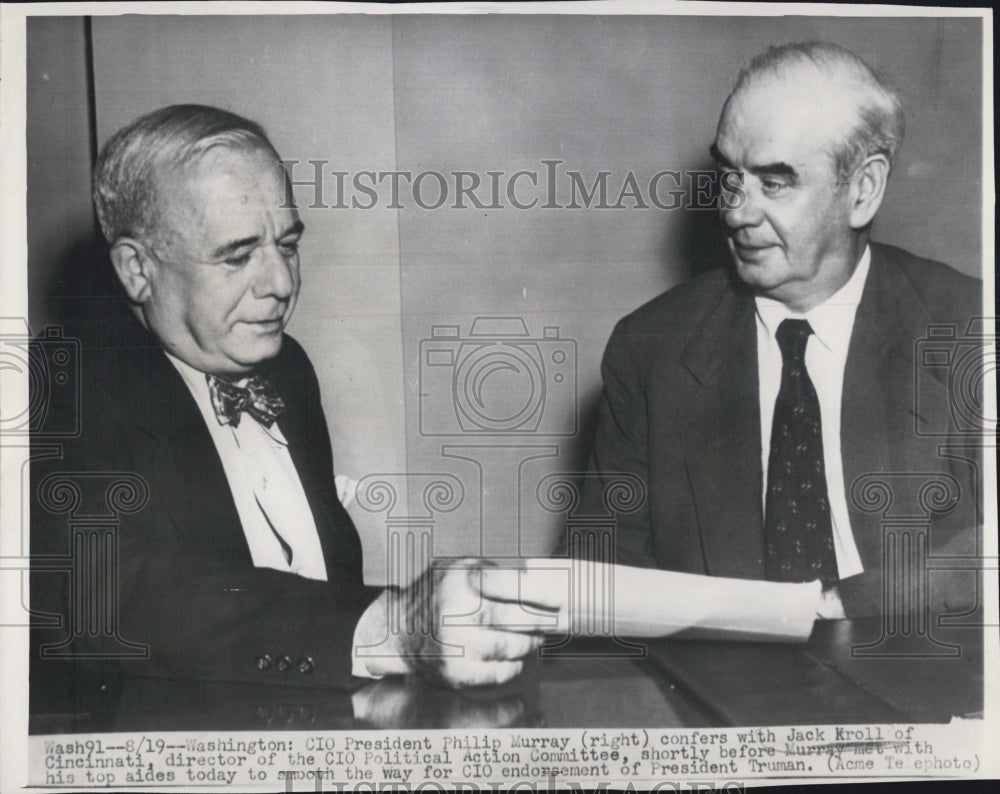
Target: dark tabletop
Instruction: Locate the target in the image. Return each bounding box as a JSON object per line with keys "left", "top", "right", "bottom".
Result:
{"left": 30, "top": 618, "right": 982, "bottom": 734}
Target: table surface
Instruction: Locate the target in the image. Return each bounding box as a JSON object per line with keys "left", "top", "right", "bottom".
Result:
{"left": 30, "top": 618, "right": 983, "bottom": 734}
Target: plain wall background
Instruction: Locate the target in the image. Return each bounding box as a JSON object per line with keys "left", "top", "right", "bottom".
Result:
{"left": 27, "top": 14, "right": 984, "bottom": 583}
{"left": 26, "top": 17, "right": 96, "bottom": 329}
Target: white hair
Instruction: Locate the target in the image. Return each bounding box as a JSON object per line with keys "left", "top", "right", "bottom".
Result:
{"left": 731, "top": 41, "right": 905, "bottom": 181}
{"left": 93, "top": 104, "right": 279, "bottom": 245}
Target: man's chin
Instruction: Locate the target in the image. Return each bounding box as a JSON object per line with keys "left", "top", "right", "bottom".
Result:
{"left": 733, "top": 259, "right": 779, "bottom": 292}
{"left": 227, "top": 333, "right": 284, "bottom": 370}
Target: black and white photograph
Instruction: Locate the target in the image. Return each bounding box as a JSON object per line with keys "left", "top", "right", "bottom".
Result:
{"left": 0, "top": 2, "right": 995, "bottom": 791}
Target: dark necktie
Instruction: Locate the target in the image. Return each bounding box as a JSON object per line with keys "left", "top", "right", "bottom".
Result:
{"left": 764, "top": 319, "right": 838, "bottom": 585}
{"left": 207, "top": 373, "right": 286, "bottom": 428}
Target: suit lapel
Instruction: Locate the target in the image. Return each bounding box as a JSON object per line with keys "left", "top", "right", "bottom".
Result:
{"left": 678, "top": 284, "right": 766, "bottom": 577}
{"left": 674, "top": 248, "right": 948, "bottom": 581}
{"left": 262, "top": 346, "right": 364, "bottom": 582}
{"left": 841, "top": 245, "right": 946, "bottom": 570}
{"left": 279, "top": 417, "right": 350, "bottom": 581}
{"left": 111, "top": 315, "right": 252, "bottom": 564}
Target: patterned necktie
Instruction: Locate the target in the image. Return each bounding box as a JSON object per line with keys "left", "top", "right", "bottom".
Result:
{"left": 207, "top": 373, "right": 286, "bottom": 428}
{"left": 764, "top": 319, "right": 838, "bottom": 585}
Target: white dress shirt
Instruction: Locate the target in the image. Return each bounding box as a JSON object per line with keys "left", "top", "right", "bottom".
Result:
{"left": 754, "top": 247, "right": 871, "bottom": 580}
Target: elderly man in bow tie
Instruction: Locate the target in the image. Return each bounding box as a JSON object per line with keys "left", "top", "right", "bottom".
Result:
{"left": 31, "top": 104, "right": 550, "bottom": 691}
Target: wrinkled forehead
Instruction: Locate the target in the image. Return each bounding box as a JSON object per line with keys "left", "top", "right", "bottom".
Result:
{"left": 150, "top": 145, "right": 296, "bottom": 250}
{"left": 165, "top": 145, "right": 289, "bottom": 203}
{"left": 717, "top": 69, "right": 854, "bottom": 170}
{"left": 157, "top": 146, "right": 290, "bottom": 215}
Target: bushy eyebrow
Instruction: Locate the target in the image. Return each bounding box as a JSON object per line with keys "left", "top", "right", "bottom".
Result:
{"left": 710, "top": 143, "right": 799, "bottom": 181}
{"left": 749, "top": 162, "right": 798, "bottom": 180}
{"left": 211, "top": 236, "right": 260, "bottom": 260}
{"left": 210, "top": 220, "right": 305, "bottom": 259}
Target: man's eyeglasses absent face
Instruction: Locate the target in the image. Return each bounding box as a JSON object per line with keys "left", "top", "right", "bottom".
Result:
{"left": 112, "top": 145, "right": 304, "bottom": 376}
{"left": 712, "top": 70, "right": 888, "bottom": 312}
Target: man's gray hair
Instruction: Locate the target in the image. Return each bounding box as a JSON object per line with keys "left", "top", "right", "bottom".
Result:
{"left": 732, "top": 41, "right": 905, "bottom": 181}
{"left": 93, "top": 104, "right": 278, "bottom": 245}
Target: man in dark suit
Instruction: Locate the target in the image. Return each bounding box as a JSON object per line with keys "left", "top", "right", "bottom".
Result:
{"left": 31, "top": 105, "right": 550, "bottom": 696}
{"left": 585, "top": 42, "right": 982, "bottom": 618}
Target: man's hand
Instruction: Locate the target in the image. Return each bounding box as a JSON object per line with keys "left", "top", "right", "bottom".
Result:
{"left": 356, "top": 559, "right": 561, "bottom": 688}
{"left": 817, "top": 584, "right": 847, "bottom": 620}
{"left": 403, "top": 559, "right": 564, "bottom": 688}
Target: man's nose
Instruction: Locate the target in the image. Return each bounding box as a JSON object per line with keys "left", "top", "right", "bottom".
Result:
{"left": 253, "top": 244, "right": 296, "bottom": 300}
{"left": 720, "top": 176, "right": 763, "bottom": 230}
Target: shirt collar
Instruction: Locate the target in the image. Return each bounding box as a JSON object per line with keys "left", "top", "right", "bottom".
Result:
{"left": 754, "top": 246, "right": 871, "bottom": 357}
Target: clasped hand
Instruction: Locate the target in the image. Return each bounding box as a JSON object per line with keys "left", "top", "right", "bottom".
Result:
{"left": 358, "top": 559, "right": 561, "bottom": 688}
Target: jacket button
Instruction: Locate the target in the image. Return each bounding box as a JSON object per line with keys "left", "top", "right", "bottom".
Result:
{"left": 296, "top": 657, "right": 315, "bottom": 674}
{"left": 276, "top": 655, "right": 293, "bottom": 672}
{"left": 255, "top": 654, "right": 273, "bottom": 671}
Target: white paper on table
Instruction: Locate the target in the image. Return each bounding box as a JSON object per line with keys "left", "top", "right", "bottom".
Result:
{"left": 473, "top": 558, "right": 821, "bottom": 643}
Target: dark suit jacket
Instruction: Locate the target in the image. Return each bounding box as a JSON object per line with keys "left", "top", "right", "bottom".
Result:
{"left": 31, "top": 303, "right": 381, "bottom": 691}
{"left": 584, "top": 242, "right": 982, "bottom": 617}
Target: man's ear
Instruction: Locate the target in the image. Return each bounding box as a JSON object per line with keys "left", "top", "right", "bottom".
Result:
{"left": 848, "top": 154, "right": 890, "bottom": 230}
{"left": 109, "top": 238, "right": 156, "bottom": 304}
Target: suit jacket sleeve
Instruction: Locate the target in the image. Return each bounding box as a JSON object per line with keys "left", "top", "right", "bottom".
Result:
{"left": 576, "top": 315, "right": 659, "bottom": 568}
{"left": 834, "top": 248, "right": 985, "bottom": 618}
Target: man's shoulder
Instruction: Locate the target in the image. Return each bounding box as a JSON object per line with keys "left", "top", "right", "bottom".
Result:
{"left": 614, "top": 267, "right": 738, "bottom": 337}
{"left": 871, "top": 242, "right": 982, "bottom": 322}
{"left": 267, "top": 332, "right": 318, "bottom": 390}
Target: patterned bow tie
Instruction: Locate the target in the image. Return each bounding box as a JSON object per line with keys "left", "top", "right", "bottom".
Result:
{"left": 207, "top": 373, "right": 286, "bottom": 428}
